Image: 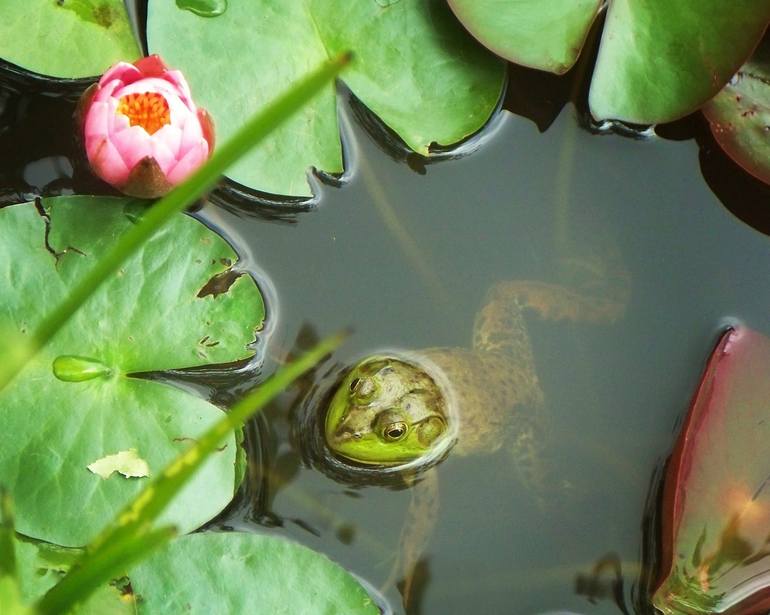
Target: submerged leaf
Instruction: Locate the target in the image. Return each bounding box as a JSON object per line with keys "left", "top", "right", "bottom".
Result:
{"left": 0, "top": 196, "right": 264, "bottom": 547}
{"left": 703, "top": 41, "right": 770, "bottom": 186}
{"left": 148, "top": 0, "right": 504, "bottom": 197}
{"left": 654, "top": 327, "right": 770, "bottom": 614}
{"left": 129, "top": 533, "right": 379, "bottom": 614}
{"left": 87, "top": 450, "right": 150, "bottom": 480}
{"left": 449, "top": 0, "right": 770, "bottom": 123}
{"left": 0, "top": 0, "right": 140, "bottom": 79}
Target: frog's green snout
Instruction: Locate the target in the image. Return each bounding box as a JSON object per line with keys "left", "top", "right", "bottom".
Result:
{"left": 324, "top": 355, "right": 449, "bottom": 466}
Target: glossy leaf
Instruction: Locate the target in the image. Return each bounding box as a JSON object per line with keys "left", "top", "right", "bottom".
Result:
{"left": 654, "top": 327, "right": 770, "bottom": 614}
{"left": 447, "top": 0, "right": 602, "bottom": 75}
{"left": 147, "top": 0, "right": 505, "bottom": 197}
{"left": 0, "top": 196, "right": 264, "bottom": 547}
{"left": 449, "top": 0, "right": 770, "bottom": 123}
{"left": 0, "top": 0, "right": 140, "bottom": 79}
{"left": 129, "top": 533, "right": 379, "bottom": 614}
{"left": 703, "top": 42, "right": 770, "bottom": 186}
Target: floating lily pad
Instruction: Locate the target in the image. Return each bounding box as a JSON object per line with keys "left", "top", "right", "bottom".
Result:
{"left": 448, "top": 0, "right": 602, "bottom": 75}
{"left": 10, "top": 533, "right": 132, "bottom": 613}
{"left": 449, "top": 0, "right": 770, "bottom": 124}
{"left": 703, "top": 42, "right": 770, "bottom": 186}
{"left": 129, "top": 532, "right": 379, "bottom": 614}
{"left": 654, "top": 327, "right": 770, "bottom": 614}
{"left": 0, "top": 196, "right": 264, "bottom": 547}
{"left": 0, "top": 0, "right": 140, "bottom": 79}
{"left": 147, "top": 0, "right": 505, "bottom": 197}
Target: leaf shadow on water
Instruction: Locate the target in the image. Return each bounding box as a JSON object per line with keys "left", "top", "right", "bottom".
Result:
{"left": 656, "top": 112, "right": 770, "bottom": 239}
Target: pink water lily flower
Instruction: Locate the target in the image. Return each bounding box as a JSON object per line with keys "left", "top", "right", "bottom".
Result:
{"left": 78, "top": 55, "right": 214, "bottom": 198}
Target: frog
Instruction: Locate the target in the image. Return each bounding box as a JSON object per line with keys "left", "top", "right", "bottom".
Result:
{"left": 322, "top": 243, "right": 630, "bottom": 608}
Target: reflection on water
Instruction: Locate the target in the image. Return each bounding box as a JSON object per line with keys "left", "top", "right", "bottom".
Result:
{"left": 5, "top": 47, "right": 770, "bottom": 615}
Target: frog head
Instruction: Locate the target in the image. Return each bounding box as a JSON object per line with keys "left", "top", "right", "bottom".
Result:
{"left": 324, "top": 356, "right": 449, "bottom": 466}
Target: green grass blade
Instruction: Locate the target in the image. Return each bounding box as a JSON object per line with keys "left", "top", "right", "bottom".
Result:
{"left": 0, "top": 492, "right": 32, "bottom": 615}
{"left": 0, "top": 51, "right": 352, "bottom": 393}
{"left": 35, "top": 526, "right": 175, "bottom": 615}
{"left": 0, "top": 491, "right": 17, "bottom": 581}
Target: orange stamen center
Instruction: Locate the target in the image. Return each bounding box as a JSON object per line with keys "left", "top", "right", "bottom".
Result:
{"left": 116, "top": 92, "right": 170, "bottom": 135}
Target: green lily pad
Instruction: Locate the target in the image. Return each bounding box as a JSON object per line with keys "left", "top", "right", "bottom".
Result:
{"left": 0, "top": 196, "right": 265, "bottom": 547}
{"left": 0, "top": 0, "right": 140, "bottom": 79}
{"left": 10, "top": 534, "right": 133, "bottom": 613}
{"left": 703, "top": 41, "right": 770, "bottom": 186}
{"left": 653, "top": 327, "right": 770, "bottom": 614}
{"left": 130, "top": 532, "right": 379, "bottom": 614}
{"left": 447, "top": 0, "right": 602, "bottom": 75}
{"left": 449, "top": 0, "right": 770, "bottom": 123}
{"left": 147, "top": 0, "right": 505, "bottom": 197}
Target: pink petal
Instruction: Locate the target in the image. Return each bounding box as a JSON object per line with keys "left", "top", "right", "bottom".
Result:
{"left": 92, "top": 78, "right": 123, "bottom": 105}
{"left": 178, "top": 113, "right": 205, "bottom": 158}
{"left": 149, "top": 137, "right": 177, "bottom": 176}
{"left": 198, "top": 108, "right": 215, "bottom": 152}
{"left": 108, "top": 100, "right": 130, "bottom": 135}
{"left": 88, "top": 137, "right": 130, "bottom": 186}
{"left": 152, "top": 123, "right": 183, "bottom": 158}
{"left": 99, "top": 62, "right": 141, "bottom": 87}
{"left": 84, "top": 101, "right": 110, "bottom": 141}
{"left": 167, "top": 141, "right": 208, "bottom": 185}
{"left": 161, "top": 69, "right": 193, "bottom": 106}
{"left": 110, "top": 126, "right": 153, "bottom": 169}
{"left": 134, "top": 55, "right": 168, "bottom": 78}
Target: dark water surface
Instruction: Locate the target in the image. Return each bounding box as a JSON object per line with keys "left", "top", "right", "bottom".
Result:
{"left": 4, "top": 42, "right": 770, "bottom": 615}
{"left": 200, "top": 102, "right": 770, "bottom": 615}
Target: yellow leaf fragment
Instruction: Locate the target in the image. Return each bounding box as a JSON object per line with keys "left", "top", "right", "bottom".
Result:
{"left": 87, "top": 449, "right": 150, "bottom": 480}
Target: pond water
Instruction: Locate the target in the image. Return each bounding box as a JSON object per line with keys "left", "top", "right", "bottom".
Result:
{"left": 206, "top": 100, "right": 770, "bottom": 613}
{"left": 4, "top": 26, "right": 770, "bottom": 615}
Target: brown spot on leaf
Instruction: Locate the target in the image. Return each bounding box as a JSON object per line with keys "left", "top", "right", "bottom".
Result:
{"left": 197, "top": 269, "right": 242, "bottom": 298}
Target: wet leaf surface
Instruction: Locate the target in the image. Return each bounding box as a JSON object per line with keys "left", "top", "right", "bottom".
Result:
{"left": 129, "top": 532, "right": 379, "bottom": 614}
{"left": 147, "top": 0, "right": 505, "bottom": 197}
{"left": 0, "top": 0, "right": 140, "bottom": 79}
{"left": 0, "top": 196, "right": 264, "bottom": 547}
{"left": 448, "top": 0, "right": 602, "bottom": 75}
{"left": 449, "top": 0, "right": 770, "bottom": 124}
{"left": 704, "top": 41, "right": 770, "bottom": 187}
{"left": 654, "top": 327, "right": 770, "bottom": 614}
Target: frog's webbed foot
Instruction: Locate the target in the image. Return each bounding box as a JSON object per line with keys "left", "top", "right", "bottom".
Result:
{"left": 383, "top": 468, "right": 439, "bottom": 612}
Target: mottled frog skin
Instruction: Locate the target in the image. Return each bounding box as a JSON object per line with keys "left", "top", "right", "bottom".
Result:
{"left": 324, "top": 251, "right": 630, "bottom": 607}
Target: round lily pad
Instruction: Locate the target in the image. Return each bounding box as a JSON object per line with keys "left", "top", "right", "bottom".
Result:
{"left": 0, "top": 0, "right": 140, "bottom": 79}
{"left": 449, "top": 0, "right": 770, "bottom": 124}
{"left": 147, "top": 0, "right": 505, "bottom": 197}
{"left": 0, "top": 196, "right": 265, "bottom": 547}
{"left": 129, "top": 532, "right": 380, "bottom": 614}
{"left": 447, "top": 0, "right": 602, "bottom": 75}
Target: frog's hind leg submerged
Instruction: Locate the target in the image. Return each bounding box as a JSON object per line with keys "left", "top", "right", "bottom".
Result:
{"left": 384, "top": 468, "right": 439, "bottom": 612}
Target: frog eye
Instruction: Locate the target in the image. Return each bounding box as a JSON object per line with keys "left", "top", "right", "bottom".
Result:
{"left": 350, "top": 377, "right": 375, "bottom": 400}
{"left": 383, "top": 422, "right": 407, "bottom": 442}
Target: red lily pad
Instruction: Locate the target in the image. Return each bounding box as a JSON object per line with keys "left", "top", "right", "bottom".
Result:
{"left": 703, "top": 42, "right": 770, "bottom": 187}
{"left": 654, "top": 327, "right": 770, "bottom": 615}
